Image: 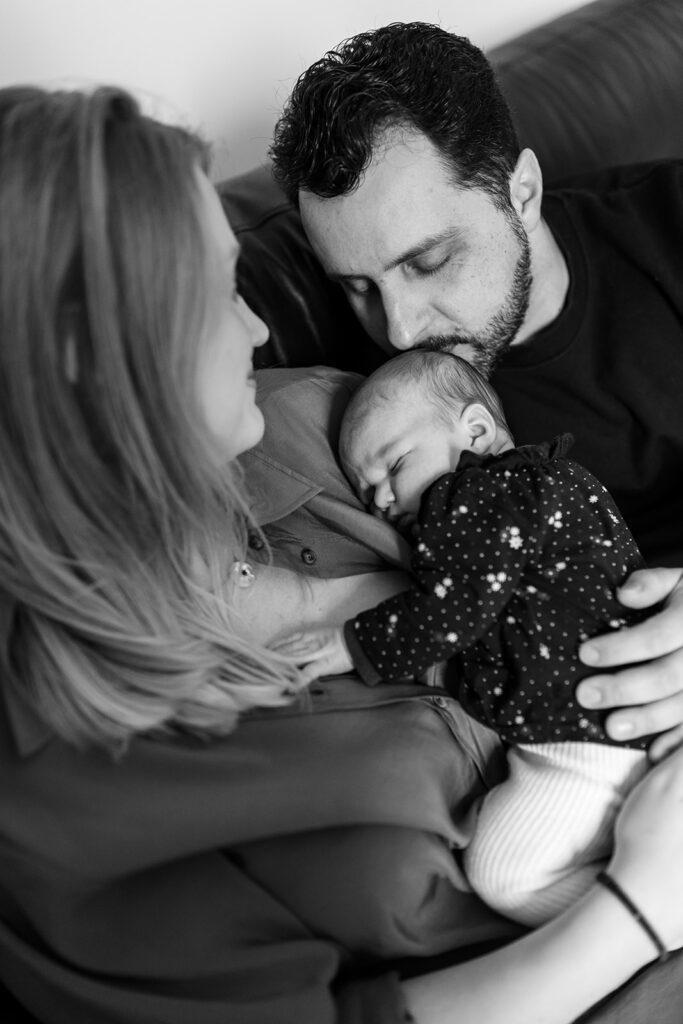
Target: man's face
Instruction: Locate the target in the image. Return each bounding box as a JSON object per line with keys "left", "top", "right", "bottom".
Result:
{"left": 299, "top": 130, "right": 531, "bottom": 377}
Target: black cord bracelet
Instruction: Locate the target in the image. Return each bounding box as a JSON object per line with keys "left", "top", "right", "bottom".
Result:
{"left": 596, "top": 870, "right": 669, "bottom": 963}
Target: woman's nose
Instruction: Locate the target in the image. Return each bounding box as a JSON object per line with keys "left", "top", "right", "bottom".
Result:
{"left": 242, "top": 296, "right": 269, "bottom": 348}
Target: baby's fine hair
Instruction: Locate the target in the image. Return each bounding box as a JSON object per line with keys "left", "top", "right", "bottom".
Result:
{"left": 342, "top": 350, "right": 512, "bottom": 447}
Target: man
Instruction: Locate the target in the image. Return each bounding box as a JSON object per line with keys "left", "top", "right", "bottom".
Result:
{"left": 270, "top": 21, "right": 683, "bottom": 755}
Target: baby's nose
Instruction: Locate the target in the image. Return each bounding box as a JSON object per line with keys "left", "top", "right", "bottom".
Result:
{"left": 373, "top": 481, "right": 395, "bottom": 512}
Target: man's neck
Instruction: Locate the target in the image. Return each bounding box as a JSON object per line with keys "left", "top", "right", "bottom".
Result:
{"left": 515, "top": 218, "right": 569, "bottom": 346}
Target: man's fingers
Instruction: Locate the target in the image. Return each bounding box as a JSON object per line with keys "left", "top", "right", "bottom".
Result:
{"left": 601, "top": 688, "right": 683, "bottom": 744}
{"left": 616, "top": 567, "right": 683, "bottom": 609}
{"left": 648, "top": 723, "right": 683, "bottom": 764}
{"left": 579, "top": 615, "right": 681, "bottom": 668}
{"left": 580, "top": 604, "right": 683, "bottom": 670}
{"left": 577, "top": 648, "right": 683, "bottom": 710}
{"left": 578, "top": 569, "right": 683, "bottom": 669}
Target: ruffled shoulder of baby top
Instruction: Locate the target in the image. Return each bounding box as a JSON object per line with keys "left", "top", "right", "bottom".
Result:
{"left": 457, "top": 432, "right": 575, "bottom": 474}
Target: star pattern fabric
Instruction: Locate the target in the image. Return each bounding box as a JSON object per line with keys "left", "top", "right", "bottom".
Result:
{"left": 347, "top": 435, "right": 649, "bottom": 747}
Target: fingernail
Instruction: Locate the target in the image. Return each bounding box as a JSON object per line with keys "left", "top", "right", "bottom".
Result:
{"left": 621, "top": 577, "right": 642, "bottom": 592}
{"left": 611, "top": 720, "right": 635, "bottom": 740}
{"left": 581, "top": 644, "right": 600, "bottom": 665}
{"left": 579, "top": 684, "right": 602, "bottom": 708}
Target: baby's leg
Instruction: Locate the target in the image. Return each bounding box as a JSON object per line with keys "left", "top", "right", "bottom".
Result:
{"left": 463, "top": 742, "right": 648, "bottom": 926}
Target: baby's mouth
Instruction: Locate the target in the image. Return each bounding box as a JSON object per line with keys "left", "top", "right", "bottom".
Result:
{"left": 390, "top": 511, "right": 415, "bottom": 532}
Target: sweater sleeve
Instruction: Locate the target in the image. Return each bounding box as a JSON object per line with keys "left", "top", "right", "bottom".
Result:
{"left": 1, "top": 840, "right": 413, "bottom": 1024}
{"left": 348, "top": 471, "right": 540, "bottom": 684}
{"left": 0, "top": 691, "right": 432, "bottom": 1024}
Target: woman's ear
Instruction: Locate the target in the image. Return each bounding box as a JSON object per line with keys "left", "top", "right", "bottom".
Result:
{"left": 461, "top": 403, "right": 499, "bottom": 455}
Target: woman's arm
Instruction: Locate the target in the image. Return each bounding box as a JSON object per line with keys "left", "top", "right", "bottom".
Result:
{"left": 403, "top": 742, "right": 683, "bottom": 1024}
{"left": 404, "top": 886, "right": 649, "bottom": 1024}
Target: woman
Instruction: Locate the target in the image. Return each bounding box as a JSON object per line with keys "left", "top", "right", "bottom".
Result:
{"left": 1, "top": 84, "right": 683, "bottom": 1024}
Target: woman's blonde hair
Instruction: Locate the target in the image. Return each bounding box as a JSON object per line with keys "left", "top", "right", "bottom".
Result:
{"left": 0, "top": 86, "right": 301, "bottom": 752}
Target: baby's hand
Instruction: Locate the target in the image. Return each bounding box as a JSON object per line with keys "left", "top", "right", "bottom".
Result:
{"left": 273, "top": 627, "right": 353, "bottom": 683}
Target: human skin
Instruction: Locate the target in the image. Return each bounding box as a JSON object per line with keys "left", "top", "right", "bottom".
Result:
{"left": 298, "top": 130, "right": 683, "bottom": 753}
{"left": 403, "top": 741, "right": 683, "bottom": 1023}
{"left": 194, "top": 170, "right": 268, "bottom": 462}
{"left": 272, "top": 383, "right": 516, "bottom": 680}
{"left": 232, "top": 563, "right": 410, "bottom": 647}
{"left": 341, "top": 384, "right": 511, "bottom": 529}
{"left": 298, "top": 129, "right": 565, "bottom": 363}
{"left": 256, "top": 556, "right": 683, "bottom": 1022}
{"left": 185, "top": 168, "right": 683, "bottom": 1016}
{"left": 577, "top": 568, "right": 683, "bottom": 760}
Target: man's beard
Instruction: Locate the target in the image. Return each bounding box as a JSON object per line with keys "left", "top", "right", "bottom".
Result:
{"left": 417, "top": 218, "right": 532, "bottom": 378}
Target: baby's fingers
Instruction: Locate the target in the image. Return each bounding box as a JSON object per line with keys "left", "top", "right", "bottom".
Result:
{"left": 272, "top": 631, "right": 321, "bottom": 657}
{"left": 299, "top": 661, "right": 328, "bottom": 684}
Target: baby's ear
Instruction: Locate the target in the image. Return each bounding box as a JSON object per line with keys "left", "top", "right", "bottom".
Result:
{"left": 462, "top": 403, "right": 498, "bottom": 454}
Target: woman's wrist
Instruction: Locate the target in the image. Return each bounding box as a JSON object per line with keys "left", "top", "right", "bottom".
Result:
{"left": 596, "top": 870, "right": 668, "bottom": 962}
{"left": 401, "top": 880, "right": 657, "bottom": 1024}
{"left": 606, "top": 855, "right": 682, "bottom": 958}
{"left": 564, "top": 882, "right": 663, "bottom": 994}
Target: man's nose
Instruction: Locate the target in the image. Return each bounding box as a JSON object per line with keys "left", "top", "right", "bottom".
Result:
{"left": 382, "top": 288, "right": 423, "bottom": 351}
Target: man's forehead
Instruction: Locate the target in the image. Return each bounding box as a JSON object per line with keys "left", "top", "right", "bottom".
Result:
{"left": 299, "top": 140, "right": 482, "bottom": 278}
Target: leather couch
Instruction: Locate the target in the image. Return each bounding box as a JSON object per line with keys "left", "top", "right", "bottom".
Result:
{"left": 5, "top": 0, "right": 683, "bottom": 1020}
{"left": 219, "top": 0, "right": 683, "bottom": 376}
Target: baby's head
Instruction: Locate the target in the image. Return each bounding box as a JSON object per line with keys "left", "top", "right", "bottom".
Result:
{"left": 340, "top": 350, "right": 513, "bottom": 529}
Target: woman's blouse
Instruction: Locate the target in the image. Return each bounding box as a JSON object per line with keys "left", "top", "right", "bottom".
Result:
{"left": 0, "top": 366, "right": 510, "bottom": 1024}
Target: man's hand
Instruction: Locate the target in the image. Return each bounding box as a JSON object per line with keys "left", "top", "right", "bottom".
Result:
{"left": 273, "top": 627, "right": 354, "bottom": 683}
{"left": 576, "top": 567, "right": 683, "bottom": 760}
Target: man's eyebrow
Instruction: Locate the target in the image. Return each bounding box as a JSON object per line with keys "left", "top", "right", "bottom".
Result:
{"left": 328, "top": 228, "right": 461, "bottom": 283}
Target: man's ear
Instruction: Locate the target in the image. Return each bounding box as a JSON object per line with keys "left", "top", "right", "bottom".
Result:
{"left": 509, "top": 148, "right": 543, "bottom": 232}
{"left": 461, "top": 403, "right": 499, "bottom": 454}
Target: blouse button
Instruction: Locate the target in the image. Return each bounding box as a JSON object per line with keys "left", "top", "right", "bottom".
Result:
{"left": 433, "top": 696, "right": 448, "bottom": 708}
{"left": 301, "top": 548, "right": 317, "bottom": 565}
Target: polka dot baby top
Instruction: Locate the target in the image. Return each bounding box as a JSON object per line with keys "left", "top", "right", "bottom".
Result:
{"left": 344, "top": 435, "right": 648, "bottom": 748}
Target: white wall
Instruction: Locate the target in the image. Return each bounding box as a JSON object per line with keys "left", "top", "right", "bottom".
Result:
{"left": 0, "top": 0, "right": 590, "bottom": 179}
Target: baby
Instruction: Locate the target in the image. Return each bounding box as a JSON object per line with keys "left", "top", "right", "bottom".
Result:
{"left": 278, "top": 350, "right": 650, "bottom": 926}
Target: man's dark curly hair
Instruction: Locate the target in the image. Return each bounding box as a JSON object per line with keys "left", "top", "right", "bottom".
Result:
{"left": 270, "top": 22, "right": 520, "bottom": 209}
